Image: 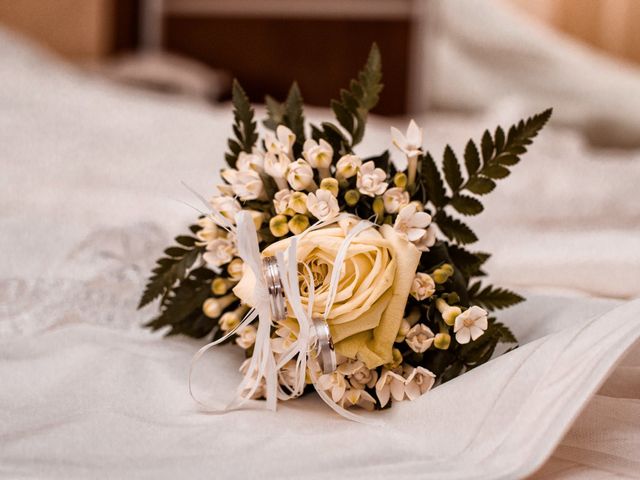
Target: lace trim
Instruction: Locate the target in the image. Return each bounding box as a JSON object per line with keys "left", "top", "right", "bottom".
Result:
{"left": 0, "top": 223, "right": 168, "bottom": 338}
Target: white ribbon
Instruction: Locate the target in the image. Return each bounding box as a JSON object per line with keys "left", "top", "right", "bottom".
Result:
{"left": 189, "top": 209, "right": 380, "bottom": 424}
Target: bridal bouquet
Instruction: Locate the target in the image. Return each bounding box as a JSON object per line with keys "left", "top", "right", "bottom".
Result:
{"left": 139, "top": 45, "right": 551, "bottom": 418}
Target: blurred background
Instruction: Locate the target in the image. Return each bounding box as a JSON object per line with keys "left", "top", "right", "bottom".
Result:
{"left": 2, "top": 0, "right": 640, "bottom": 147}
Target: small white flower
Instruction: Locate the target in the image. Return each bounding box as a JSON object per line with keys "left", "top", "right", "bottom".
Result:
{"left": 271, "top": 318, "right": 299, "bottom": 354}
{"left": 413, "top": 225, "right": 437, "bottom": 252}
{"left": 264, "top": 151, "right": 291, "bottom": 182}
{"left": 405, "top": 324, "right": 435, "bottom": 353}
{"left": 382, "top": 187, "right": 410, "bottom": 214}
{"left": 306, "top": 189, "right": 339, "bottom": 220}
{"left": 393, "top": 204, "right": 432, "bottom": 242}
{"left": 203, "top": 236, "right": 236, "bottom": 267}
{"left": 410, "top": 272, "right": 436, "bottom": 301}
{"left": 236, "top": 325, "right": 257, "bottom": 349}
{"left": 221, "top": 168, "right": 265, "bottom": 201}
{"left": 336, "top": 154, "right": 362, "bottom": 179}
{"left": 236, "top": 151, "right": 264, "bottom": 171}
{"left": 337, "top": 360, "right": 378, "bottom": 389}
{"left": 390, "top": 119, "right": 423, "bottom": 158}
{"left": 209, "top": 195, "right": 242, "bottom": 224}
{"left": 454, "top": 306, "right": 488, "bottom": 344}
{"left": 375, "top": 365, "right": 435, "bottom": 408}
{"left": 356, "top": 161, "right": 388, "bottom": 197}
{"left": 265, "top": 125, "right": 296, "bottom": 158}
{"left": 317, "top": 371, "right": 347, "bottom": 403}
{"left": 340, "top": 388, "right": 376, "bottom": 411}
{"left": 273, "top": 189, "right": 293, "bottom": 215}
{"left": 287, "top": 159, "right": 315, "bottom": 191}
{"left": 303, "top": 138, "right": 333, "bottom": 169}
{"left": 195, "top": 216, "right": 220, "bottom": 245}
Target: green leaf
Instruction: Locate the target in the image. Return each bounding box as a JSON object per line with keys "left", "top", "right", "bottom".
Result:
{"left": 492, "top": 322, "right": 517, "bottom": 343}
{"left": 470, "top": 283, "right": 525, "bottom": 311}
{"left": 434, "top": 211, "right": 478, "bottom": 244}
{"left": 443, "top": 145, "right": 463, "bottom": 191}
{"left": 494, "top": 126, "right": 505, "bottom": 152}
{"left": 447, "top": 245, "right": 490, "bottom": 278}
{"left": 483, "top": 164, "right": 510, "bottom": 179}
{"left": 450, "top": 194, "right": 484, "bottom": 216}
{"left": 284, "top": 82, "right": 306, "bottom": 152}
{"left": 138, "top": 228, "right": 204, "bottom": 309}
{"left": 145, "top": 267, "right": 219, "bottom": 338}
{"left": 464, "top": 140, "right": 480, "bottom": 176}
{"left": 421, "top": 153, "right": 447, "bottom": 208}
{"left": 329, "top": 43, "right": 383, "bottom": 147}
{"left": 465, "top": 176, "right": 496, "bottom": 195}
{"left": 481, "top": 130, "right": 493, "bottom": 164}
{"left": 225, "top": 80, "right": 258, "bottom": 168}
{"left": 263, "top": 95, "right": 286, "bottom": 131}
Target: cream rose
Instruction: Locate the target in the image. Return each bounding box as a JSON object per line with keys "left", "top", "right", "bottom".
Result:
{"left": 233, "top": 218, "right": 421, "bottom": 368}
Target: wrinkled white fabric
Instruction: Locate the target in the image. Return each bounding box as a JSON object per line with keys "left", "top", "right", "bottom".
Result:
{"left": 1, "top": 26, "right": 639, "bottom": 479}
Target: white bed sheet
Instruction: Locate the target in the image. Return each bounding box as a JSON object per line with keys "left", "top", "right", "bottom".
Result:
{"left": 1, "top": 28, "right": 639, "bottom": 479}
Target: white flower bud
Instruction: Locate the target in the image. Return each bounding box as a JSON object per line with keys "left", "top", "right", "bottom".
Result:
{"left": 303, "top": 138, "right": 333, "bottom": 169}
{"left": 236, "top": 325, "right": 257, "bottom": 349}
{"left": 209, "top": 195, "right": 241, "bottom": 224}
{"left": 273, "top": 189, "right": 293, "bottom": 215}
{"left": 410, "top": 272, "right": 436, "bottom": 301}
{"left": 236, "top": 151, "right": 264, "bottom": 171}
{"left": 264, "top": 152, "right": 291, "bottom": 190}
{"left": 405, "top": 324, "right": 435, "bottom": 353}
{"left": 336, "top": 154, "right": 362, "bottom": 179}
{"left": 306, "top": 189, "right": 339, "bottom": 220}
{"left": 382, "top": 187, "right": 410, "bottom": 214}
{"left": 203, "top": 237, "right": 236, "bottom": 268}
{"left": 221, "top": 168, "right": 265, "bottom": 201}
{"left": 356, "top": 161, "right": 388, "bottom": 197}
{"left": 286, "top": 160, "right": 315, "bottom": 191}
{"left": 265, "top": 125, "right": 296, "bottom": 157}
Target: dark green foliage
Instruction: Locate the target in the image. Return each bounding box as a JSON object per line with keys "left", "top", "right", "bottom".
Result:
{"left": 145, "top": 267, "right": 218, "bottom": 337}
{"left": 420, "top": 153, "right": 447, "bottom": 208}
{"left": 447, "top": 245, "right": 490, "bottom": 279}
{"left": 424, "top": 108, "right": 552, "bottom": 245}
{"left": 264, "top": 82, "right": 306, "bottom": 157}
{"left": 468, "top": 282, "right": 525, "bottom": 311}
{"left": 329, "top": 43, "right": 383, "bottom": 148}
{"left": 225, "top": 80, "right": 259, "bottom": 168}
{"left": 434, "top": 211, "right": 478, "bottom": 244}
{"left": 138, "top": 228, "right": 204, "bottom": 309}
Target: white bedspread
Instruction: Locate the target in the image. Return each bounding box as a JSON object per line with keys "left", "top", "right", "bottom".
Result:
{"left": 1, "top": 28, "right": 639, "bottom": 479}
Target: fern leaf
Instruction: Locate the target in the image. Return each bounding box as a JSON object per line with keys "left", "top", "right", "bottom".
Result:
{"left": 443, "top": 145, "right": 463, "bottom": 191}
{"left": 470, "top": 283, "right": 524, "bottom": 311}
{"left": 224, "top": 80, "right": 258, "bottom": 168}
{"left": 138, "top": 228, "right": 204, "bottom": 309}
{"left": 330, "top": 43, "right": 383, "bottom": 147}
{"left": 421, "top": 153, "right": 447, "bottom": 208}
{"left": 434, "top": 211, "right": 478, "bottom": 244}
{"left": 450, "top": 194, "right": 483, "bottom": 216}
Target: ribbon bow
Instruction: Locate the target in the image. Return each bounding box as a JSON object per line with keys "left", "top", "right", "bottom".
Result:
{"left": 190, "top": 209, "right": 379, "bottom": 424}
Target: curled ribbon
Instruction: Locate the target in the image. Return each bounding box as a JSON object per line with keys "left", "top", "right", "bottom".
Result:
{"left": 189, "top": 209, "right": 380, "bottom": 424}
